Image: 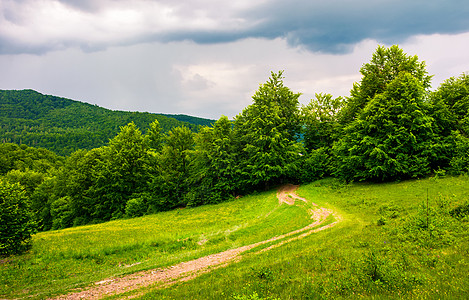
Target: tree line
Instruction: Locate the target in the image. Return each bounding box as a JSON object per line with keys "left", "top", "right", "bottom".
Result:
{"left": 1, "top": 45, "right": 468, "bottom": 256}
{"left": 0, "top": 89, "right": 213, "bottom": 156}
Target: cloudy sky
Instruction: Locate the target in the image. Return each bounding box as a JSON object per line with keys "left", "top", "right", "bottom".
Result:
{"left": 1, "top": 0, "right": 469, "bottom": 119}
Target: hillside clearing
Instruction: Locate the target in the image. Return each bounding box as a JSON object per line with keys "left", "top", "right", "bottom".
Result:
{"left": 51, "top": 185, "right": 338, "bottom": 299}
{"left": 1, "top": 176, "right": 468, "bottom": 299}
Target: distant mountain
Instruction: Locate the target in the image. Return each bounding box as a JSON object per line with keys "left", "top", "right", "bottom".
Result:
{"left": 0, "top": 89, "right": 215, "bottom": 155}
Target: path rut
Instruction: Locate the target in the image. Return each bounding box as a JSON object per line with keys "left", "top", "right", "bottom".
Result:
{"left": 52, "top": 185, "right": 339, "bottom": 300}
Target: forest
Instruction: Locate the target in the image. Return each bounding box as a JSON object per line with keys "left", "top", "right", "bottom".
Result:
{"left": 0, "top": 89, "right": 213, "bottom": 156}
{"left": 1, "top": 45, "right": 468, "bottom": 257}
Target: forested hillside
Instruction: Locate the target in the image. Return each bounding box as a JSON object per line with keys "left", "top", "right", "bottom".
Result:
{"left": 1, "top": 45, "right": 468, "bottom": 258}
{"left": 0, "top": 89, "right": 214, "bottom": 155}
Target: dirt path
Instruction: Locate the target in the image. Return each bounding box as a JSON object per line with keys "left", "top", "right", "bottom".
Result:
{"left": 277, "top": 183, "right": 314, "bottom": 206}
{"left": 52, "top": 185, "right": 339, "bottom": 300}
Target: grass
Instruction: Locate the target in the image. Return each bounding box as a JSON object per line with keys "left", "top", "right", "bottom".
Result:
{"left": 0, "top": 188, "right": 314, "bottom": 299}
{"left": 1, "top": 175, "right": 468, "bottom": 299}
{"left": 133, "top": 175, "right": 469, "bottom": 299}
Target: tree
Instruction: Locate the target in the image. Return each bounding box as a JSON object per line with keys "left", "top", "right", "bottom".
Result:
{"left": 151, "top": 126, "right": 194, "bottom": 210}
{"left": 84, "top": 122, "right": 154, "bottom": 221}
{"left": 430, "top": 73, "right": 469, "bottom": 173}
{"left": 340, "top": 45, "right": 432, "bottom": 124}
{"left": 187, "top": 116, "right": 235, "bottom": 205}
{"left": 49, "top": 122, "right": 156, "bottom": 226}
{"left": 58, "top": 148, "right": 107, "bottom": 226}
{"left": 298, "top": 93, "right": 344, "bottom": 182}
{"left": 302, "top": 93, "right": 344, "bottom": 151}
{"left": 334, "top": 71, "right": 435, "bottom": 181}
{"left": 233, "top": 71, "right": 303, "bottom": 190}
{"left": 0, "top": 179, "right": 36, "bottom": 256}
{"left": 145, "top": 119, "right": 162, "bottom": 152}
{"left": 431, "top": 73, "right": 469, "bottom": 136}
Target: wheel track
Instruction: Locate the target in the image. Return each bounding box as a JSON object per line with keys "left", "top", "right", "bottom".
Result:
{"left": 51, "top": 185, "right": 339, "bottom": 300}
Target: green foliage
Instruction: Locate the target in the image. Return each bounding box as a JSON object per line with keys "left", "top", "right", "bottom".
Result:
{"left": 0, "top": 179, "right": 36, "bottom": 256}
{"left": 151, "top": 126, "right": 194, "bottom": 210}
{"left": 340, "top": 45, "right": 432, "bottom": 124}
{"left": 296, "top": 147, "right": 330, "bottom": 183}
{"left": 449, "top": 202, "right": 469, "bottom": 221}
{"left": 449, "top": 132, "right": 469, "bottom": 174}
{"left": 334, "top": 49, "right": 436, "bottom": 181}
{"left": 0, "top": 143, "right": 63, "bottom": 176}
{"left": 396, "top": 193, "right": 468, "bottom": 249}
{"left": 302, "top": 93, "right": 344, "bottom": 151}
{"left": 429, "top": 73, "right": 469, "bottom": 172}
{"left": 50, "top": 196, "right": 73, "bottom": 230}
{"left": 104, "top": 122, "right": 153, "bottom": 211}
{"left": 45, "top": 122, "right": 158, "bottom": 226}
{"left": 0, "top": 89, "right": 212, "bottom": 155}
{"left": 144, "top": 119, "right": 162, "bottom": 151}
{"left": 187, "top": 116, "right": 236, "bottom": 206}
{"left": 233, "top": 71, "right": 303, "bottom": 190}
{"left": 125, "top": 197, "right": 148, "bottom": 218}
{"left": 4, "top": 169, "right": 46, "bottom": 196}
{"left": 431, "top": 73, "right": 469, "bottom": 135}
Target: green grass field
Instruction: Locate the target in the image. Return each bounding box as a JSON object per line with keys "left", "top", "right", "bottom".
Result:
{"left": 1, "top": 175, "right": 468, "bottom": 299}
{"left": 0, "top": 188, "right": 315, "bottom": 299}
{"left": 137, "top": 176, "right": 468, "bottom": 300}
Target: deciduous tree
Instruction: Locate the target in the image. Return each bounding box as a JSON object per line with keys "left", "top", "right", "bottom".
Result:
{"left": 334, "top": 72, "right": 435, "bottom": 181}
{"left": 233, "top": 71, "right": 303, "bottom": 190}
{"left": 0, "top": 179, "right": 36, "bottom": 256}
{"left": 340, "top": 45, "right": 432, "bottom": 124}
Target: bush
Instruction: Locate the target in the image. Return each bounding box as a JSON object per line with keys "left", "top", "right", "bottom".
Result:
{"left": 449, "top": 202, "right": 469, "bottom": 221}
{"left": 297, "top": 147, "right": 330, "bottom": 183}
{"left": 449, "top": 132, "right": 469, "bottom": 174}
{"left": 0, "top": 179, "right": 36, "bottom": 256}
{"left": 125, "top": 197, "right": 147, "bottom": 218}
{"left": 50, "top": 196, "right": 73, "bottom": 230}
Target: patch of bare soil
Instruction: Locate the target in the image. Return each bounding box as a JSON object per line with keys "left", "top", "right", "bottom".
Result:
{"left": 51, "top": 185, "right": 338, "bottom": 300}
{"left": 277, "top": 183, "right": 315, "bottom": 206}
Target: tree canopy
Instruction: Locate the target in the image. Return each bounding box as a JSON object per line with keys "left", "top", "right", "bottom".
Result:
{"left": 340, "top": 45, "right": 432, "bottom": 124}
{"left": 233, "top": 71, "right": 303, "bottom": 190}
{"left": 1, "top": 46, "right": 469, "bottom": 249}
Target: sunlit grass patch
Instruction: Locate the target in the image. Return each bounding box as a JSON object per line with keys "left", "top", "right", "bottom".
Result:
{"left": 138, "top": 175, "right": 469, "bottom": 299}
{"left": 0, "top": 188, "right": 316, "bottom": 299}
{"left": 1, "top": 176, "right": 468, "bottom": 299}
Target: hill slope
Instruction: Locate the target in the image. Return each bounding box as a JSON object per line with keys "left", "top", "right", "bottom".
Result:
{"left": 0, "top": 89, "right": 215, "bottom": 155}
{"left": 0, "top": 176, "right": 467, "bottom": 299}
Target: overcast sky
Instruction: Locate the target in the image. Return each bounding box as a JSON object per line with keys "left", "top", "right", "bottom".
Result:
{"left": 1, "top": 0, "right": 469, "bottom": 119}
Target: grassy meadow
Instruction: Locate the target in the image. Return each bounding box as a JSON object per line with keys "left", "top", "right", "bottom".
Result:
{"left": 0, "top": 189, "right": 315, "bottom": 299}
{"left": 131, "top": 176, "right": 469, "bottom": 299}
{"left": 1, "top": 175, "right": 468, "bottom": 299}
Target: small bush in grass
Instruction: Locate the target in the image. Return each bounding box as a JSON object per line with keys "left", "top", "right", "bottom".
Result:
{"left": 125, "top": 197, "right": 147, "bottom": 218}
{"left": 356, "top": 251, "right": 422, "bottom": 292}
{"left": 449, "top": 202, "right": 469, "bottom": 221}
{"left": 251, "top": 266, "right": 275, "bottom": 281}
{"left": 377, "top": 216, "right": 387, "bottom": 226}
{"left": 398, "top": 196, "right": 466, "bottom": 248}
{"left": 233, "top": 291, "right": 279, "bottom": 300}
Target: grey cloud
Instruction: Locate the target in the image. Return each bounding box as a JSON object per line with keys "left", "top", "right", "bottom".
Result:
{"left": 241, "top": 0, "right": 469, "bottom": 53}
{"left": 58, "top": 0, "right": 103, "bottom": 12}
{"left": 1, "top": 0, "right": 469, "bottom": 55}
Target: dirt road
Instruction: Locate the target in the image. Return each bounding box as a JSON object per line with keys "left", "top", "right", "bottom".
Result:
{"left": 52, "top": 185, "right": 338, "bottom": 300}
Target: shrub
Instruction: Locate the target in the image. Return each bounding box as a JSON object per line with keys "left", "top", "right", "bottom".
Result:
{"left": 0, "top": 179, "right": 36, "bottom": 256}
{"left": 449, "top": 132, "right": 469, "bottom": 174}
{"left": 449, "top": 202, "right": 469, "bottom": 221}
{"left": 125, "top": 197, "right": 147, "bottom": 218}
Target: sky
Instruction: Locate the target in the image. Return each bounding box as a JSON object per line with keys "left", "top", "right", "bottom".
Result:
{"left": 1, "top": 0, "right": 469, "bottom": 119}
